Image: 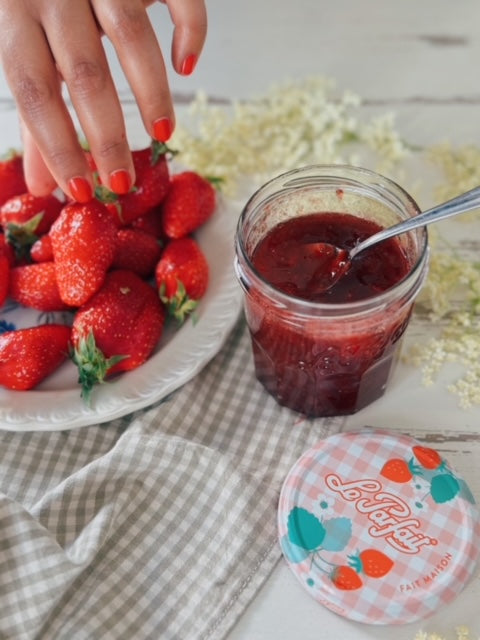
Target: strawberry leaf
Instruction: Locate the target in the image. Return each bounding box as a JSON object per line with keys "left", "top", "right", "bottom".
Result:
{"left": 6, "top": 213, "right": 44, "bottom": 260}
{"left": 287, "top": 506, "right": 326, "bottom": 551}
{"left": 407, "top": 457, "right": 423, "bottom": 477}
{"left": 151, "top": 139, "right": 178, "bottom": 163}
{"left": 430, "top": 473, "right": 461, "bottom": 503}
{"left": 279, "top": 534, "right": 310, "bottom": 564}
{"left": 70, "top": 331, "right": 127, "bottom": 405}
{"left": 1, "top": 148, "right": 22, "bottom": 161}
{"left": 159, "top": 280, "right": 198, "bottom": 325}
{"left": 321, "top": 517, "right": 352, "bottom": 551}
{"left": 94, "top": 184, "right": 120, "bottom": 204}
{"left": 205, "top": 175, "right": 225, "bottom": 190}
{"left": 347, "top": 551, "right": 363, "bottom": 574}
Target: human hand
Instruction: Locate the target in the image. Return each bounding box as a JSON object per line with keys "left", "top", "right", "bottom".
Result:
{"left": 0, "top": 0, "right": 207, "bottom": 201}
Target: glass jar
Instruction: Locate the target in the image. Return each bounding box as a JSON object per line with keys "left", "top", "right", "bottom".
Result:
{"left": 234, "top": 165, "right": 429, "bottom": 417}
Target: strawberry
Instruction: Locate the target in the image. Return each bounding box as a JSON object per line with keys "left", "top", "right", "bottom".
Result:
{"left": 50, "top": 199, "right": 117, "bottom": 306}
{"left": 348, "top": 549, "right": 394, "bottom": 578}
{"left": 0, "top": 233, "right": 14, "bottom": 307}
{"left": 131, "top": 204, "right": 167, "bottom": 239}
{"left": 0, "top": 324, "right": 71, "bottom": 390}
{"left": 99, "top": 141, "right": 171, "bottom": 226}
{"left": 71, "top": 269, "right": 165, "bottom": 401}
{"left": 380, "top": 458, "right": 414, "bottom": 483}
{"left": 0, "top": 254, "right": 9, "bottom": 307}
{"left": 412, "top": 445, "right": 444, "bottom": 470}
{"left": 0, "top": 192, "right": 63, "bottom": 234}
{"left": 0, "top": 151, "right": 27, "bottom": 207}
{"left": 161, "top": 171, "right": 217, "bottom": 239}
{"left": 112, "top": 228, "right": 162, "bottom": 278}
{"left": 0, "top": 233, "right": 15, "bottom": 266}
{"left": 30, "top": 234, "right": 54, "bottom": 263}
{"left": 1, "top": 192, "right": 64, "bottom": 261}
{"left": 9, "top": 262, "right": 71, "bottom": 311}
{"left": 155, "top": 236, "right": 209, "bottom": 323}
{"left": 330, "top": 565, "right": 363, "bottom": 590}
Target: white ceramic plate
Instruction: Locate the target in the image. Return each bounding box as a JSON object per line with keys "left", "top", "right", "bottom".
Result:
{"left": 0, "top": 98, "right": 244, "bottom": 430}
{"left": 0, "top": 193, "right": 243, "bottom": 431}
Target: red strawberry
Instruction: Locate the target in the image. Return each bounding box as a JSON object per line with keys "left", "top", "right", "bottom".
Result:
{"left": 348, "top": 549, "right": 394, "bottom": 578}
{"left": 0, "top": 192, "right": 63, "bottom": 234}
{"left": 71, "top": 270, "right": 165, "bottom": 401}
{"left": 155, "top": 236, "right": 209, "bottom": 323}
{"left": 330, "top": 565, "right": 363, "bottom": 590}
{"left": 9, "top": 262, "right": 71, "bottom": 311}
{"left": 0, "top": 233, "right": 14, "bottom": 306}
{"left": 112, "top": 228, "right": 162, "bottom": 278}
{"left": 0, "top": 324, "right": 71, "bottom": 390}
{"left": 0, "top": 151, "right": 27, "bottom": 207}
{"left": 161, "top": 171, "right": 217, "bottom": 239}
{"left": 101, "top": 141, "right": 171, "bottom": 226}
{"left": 1, "top": 192, "right": 64, "bottom": 261}
{"left": 50, "top": 199, "right": 117, "bottom": 306}
{"left": 380, "top": 458, "right": 414, "bottom": 483}
{"left": 30, "top": 234, "right": 54, "bottom": 263}
{"left": 131, "top": 205, "right": 166, "bottom": 239}
{"left": 0, "top": 233, "right": 15, "bottom": 266}
{"left": 0, "top": 254, "right": 9, "bottom": 307}
{"left": 412, "top": 445, "right": 443, "bottom": 470}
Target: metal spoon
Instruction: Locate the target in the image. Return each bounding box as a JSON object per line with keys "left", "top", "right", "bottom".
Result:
{"left": 310, "top": 184, "right": 480, "bottom": 291}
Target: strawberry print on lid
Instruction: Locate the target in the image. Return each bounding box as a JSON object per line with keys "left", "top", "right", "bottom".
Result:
{"left": 277, "top": 428, "right": 480, "bottom": 625}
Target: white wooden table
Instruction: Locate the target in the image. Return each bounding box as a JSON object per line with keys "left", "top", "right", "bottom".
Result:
{"left": 0, "top": 1, "right": 478, "bottom": 637}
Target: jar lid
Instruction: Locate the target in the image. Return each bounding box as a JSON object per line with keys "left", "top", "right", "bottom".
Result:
{"left": 277, "top": 427, "right": 480, "bottom": 625}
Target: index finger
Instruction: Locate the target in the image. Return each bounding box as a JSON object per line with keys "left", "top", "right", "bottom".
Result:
{"left": 164, "top": 0, "right": 208, "bottom": 75}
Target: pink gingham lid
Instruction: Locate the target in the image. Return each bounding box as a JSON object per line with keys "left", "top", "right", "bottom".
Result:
{"left": 277, "top": 427, "right": 480, "bottom": 625}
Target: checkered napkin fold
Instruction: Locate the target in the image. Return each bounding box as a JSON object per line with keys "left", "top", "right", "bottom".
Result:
{"left": 0, "top": 319, "right": 341, "bottom": 640}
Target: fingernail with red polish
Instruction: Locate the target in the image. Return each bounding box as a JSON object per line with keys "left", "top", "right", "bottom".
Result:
{"left": 68, "top": 176, "right": 93, "bottom": 203}
{"left": 153, "top": 117, "right": 173, "bottom": 142}
{"left": 109, "top": 169, "right": 132, "bottom": 195}
{"left": 181, "top": 54, "right": 197, "bottom": 76}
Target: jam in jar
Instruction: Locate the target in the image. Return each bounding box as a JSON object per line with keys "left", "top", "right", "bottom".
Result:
{"left": 235, "top": 165, "right": 429, "bottom": 417}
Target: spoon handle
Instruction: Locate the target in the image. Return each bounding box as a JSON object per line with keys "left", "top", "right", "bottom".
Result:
{"left": 351, "top": 185, "right": 480, "bottom": 258}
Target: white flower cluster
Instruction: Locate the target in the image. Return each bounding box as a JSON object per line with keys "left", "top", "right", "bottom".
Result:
{"left": 413, "top": 626, "right": 477, "bottom": 640}
{"left": 408, "top": 320, "right": 480, "bottom": 408}
{"left": 408, "top": 144, "right": 480, "bottom": 407}
{"left": 171, "top": 77, "right": 410, "bottom": 195}
{"left": 406, "top": 231, "right": 480, "bottom": 407}
{"left": 415, "top": 236, "right": 480, "bottom": 319}
{"left": 361, "top": 112, "right": 410, "bottom": 172}
{"left": 428, "top": 143, "right": 480, "bottom": 203}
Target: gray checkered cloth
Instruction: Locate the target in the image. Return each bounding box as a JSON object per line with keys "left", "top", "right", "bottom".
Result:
{"left": 0, "top": 317, "right": 343, "bottom": 640}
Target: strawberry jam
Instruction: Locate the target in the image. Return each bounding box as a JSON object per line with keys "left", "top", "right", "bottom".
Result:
{"left": 251, "top": 212, "right": 409, "bottom": 303}
{"left": 244, "top": 213, "right": 414, "bottom": 416}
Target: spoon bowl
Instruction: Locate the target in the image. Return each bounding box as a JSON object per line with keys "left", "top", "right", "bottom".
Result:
{"left": 309, "top": 184, "right": 480, "bottom": 291}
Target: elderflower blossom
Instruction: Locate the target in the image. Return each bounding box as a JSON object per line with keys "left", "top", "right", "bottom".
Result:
{"left": 361, "top": 112, "right": 410, "bottom": 172}
{"left": 405, "top": 227, "right": 480, "bottom": 406}
{"left": 414, "top": 236, "right": 480, "bottom": 320}
{"left": 171, "top": 76, "right": 409, "bottom": 195}
{"left": 413, "top": 627, "right": 477, "bottom": 640}
{"left": 408, "top": 316, "right": 480, "bottom": 408}
{"left": 428, "top": 143, "right": 480, "bottom": 204}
